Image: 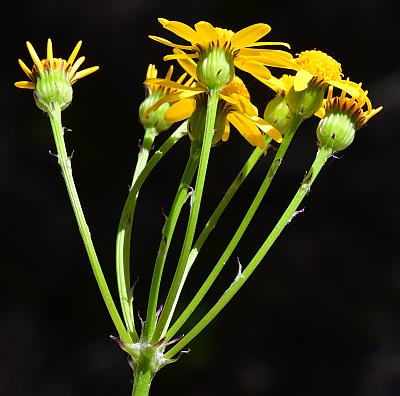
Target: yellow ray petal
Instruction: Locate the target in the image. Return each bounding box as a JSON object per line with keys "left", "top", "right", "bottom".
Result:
{"left": 176, "top": 72, "right": 188, "bottom": 84}
{"left": 71, "top": 66, "right": 99, "bottom": 83}
{"left": 222, "top": 120, "right": 230, "bottom": 141}
{"left": 69, "top": 56, "right": 85, "bottom": 77}
{"left": 329, "top": 79, "right": 361, "bottom": 98}
{"left": 164, "top": 53, "right": 198, "bottom": 61}
{"left": 241, "top": 41, "right": 290, "bottom": 49}
{"left": 240, "top": 48, "right": 293, "bottom": 59}
{"left": 174, "top": 49, "right": 198, "bottom": 79}
{"left": 194, "top": 21, "right": 217, "bottom": 42}
{"left": 164, "top": 98, "right": 196, "bottom": 122}
{"left": 293, "top": 69, "right": 313, "bottom": 91}
{"left": 159, "top": 18, "right": 204, "bottom": 45}
{"left": 231, "top": 23, "right": 271, "bottom": 49}
{"left": 15, "top": 81, "right": 35, "bottom": 89}
{"left": 26, "top": 41, "right": 44, "bottom": 71}
{"left": 145, "top": 78, "right": 203, "bottom": 92}
{"left": 143, "top": 90, "right": 199, "bottom": 119}
{"left": 149, "top": 35, "right": 194, "bottom": 50}
{"left": 227, "top": 111, "right": 265, "bottom": 148}
{"left": 47, "top": 38, "right": 53, "bottom": 60}
{"left": 252, "top": 117, "right": 282, "bottom": 142}
{"left": 165, "top": 65, "right": 174, "bottom": 81}
{"left": 67, "top": 41, "right": 82, "bottom": 66}
{"left": 314, "top": 107, "right": 326, "bottom": 119}
{"left": 18, "top": 59, "right": 33, "bottom": 79}
{"left": 236, "top": 60, "right": 271, "bottom": 80}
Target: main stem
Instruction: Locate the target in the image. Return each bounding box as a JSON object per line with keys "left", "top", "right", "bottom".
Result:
{"left": 152, "top": 89, "right": 220, "bottom": 343}
{"left": 165, "top": 144, "right": 333, "bottom": 358}
{"left": 131, "top": 368, "right": 152, "bottom": 396}
{"left": 165, "top": 117, "right": 302, "bottom": 341}
{"left": 48, "top": 105, "right": 130, "bottom": 343}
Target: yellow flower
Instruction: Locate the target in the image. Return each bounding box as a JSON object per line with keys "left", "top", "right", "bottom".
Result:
{"left": 316, "top": 85, "right": 382, "bottom": 151}
{"left": 15, "top": 39, "right": 99, "bottom": 111}
{"left": 317, "top": 85, "right": 383, "bottom": 129}
{"left": 291, "top": 50, "right": 359, "bottom": 97}
{"left": 139, "top": 64, "right": 194, "bottom": 133}
{"left": 15, "top": 39, "right": 99, "bottom": 90}
{"left": 149, "top": 18, "right": 294, "bottom": 89}
{"left": 145, "top": 55, "right": 282, "bottom": 148}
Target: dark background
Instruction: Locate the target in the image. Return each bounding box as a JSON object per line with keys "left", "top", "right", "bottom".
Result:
{"left": 1, "top": 0, "right": 399, "bottom": 395}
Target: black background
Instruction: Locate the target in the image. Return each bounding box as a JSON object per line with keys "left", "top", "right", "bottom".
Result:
{"left": 1, "top": 0, "right": 399, "bottom": 395}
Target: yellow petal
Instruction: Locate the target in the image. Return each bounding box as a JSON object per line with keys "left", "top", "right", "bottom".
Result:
{"left": 241, "top": 41, "right": 290, "bottom": 49}
{"left": 67, "top": 41, "right": 82, "bottom": 66}
{"left": 71, "top": 66, "right": 99, "bottom": 83}
{"left": 15, "top": 81, "right": 35, "bottom": 89}
{"left": 252, "top": 117, "right": 282, "bottom": 142}
{"left": 164, "top": 98, "right": 196, "bottom": 122}
{"left": 18, "top": 59, "right": 33, "bottom": 79}
{"left": 149, "top": 35, "right": 194, "bottom": 50}
{"left": 231, "top": 23, "right": 271, "bottom": 49}
{"left": 293, "top": 69, "right": 313, "bottom": 91}
{"left": 222, "top": 120, "right": 230, "bottom": 141}
{"left": 329, "top": 79, "right": 361, "bottom": 98}
{"left": 145, "top": 78, "right": 203, "bottom": 92}
{"left": 227, "top": 111, "right": 265, "bottom": 148}
{"left": 194, "top": 21, "right": 217, "bottom": 42}
{"left": 235, "top": 59, "right": 271, "bottom": 80}
{"left": 69, "top": 56, "right": 85, "bottom": 77}
{"left": 174, "top": 49, "right": 198, "bottom": 79}
{"left": 143, "top": 90, "right": 199, "bottom": 119}
{"left": 314, "top": 107, "right": 326, "bottom": 119}
{"left": 164, "top": 53, "right": 198, "bottom": 61}
{"left": 47, "top": 38, "right": 53, "bottom": 60}
{"left": 26, "top": 41, "right": 43, "bottom": 71}
{"left": 165, "top": 65, "right": 174, "bottom": 81}
{"left": 159, "top": 18, "right": 203, "bottom": 45}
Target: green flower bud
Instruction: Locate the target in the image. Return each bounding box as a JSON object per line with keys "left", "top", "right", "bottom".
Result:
{"left": 34, "top": 68, "right": 73, "bottom": 112}
{"left": 263, "top": 94, "right": 291, "bottom": 134}
{"left": 197, "top": 46, "right": 235, "bottom": 91}
{"left": 139, "top": 91, "right": 173, "bottom": 133}
{"left": 286, "top": 83, "right": 326, "bottom": 119}
{"left": 317, "top": 110, "right": 355, "bottom": 151}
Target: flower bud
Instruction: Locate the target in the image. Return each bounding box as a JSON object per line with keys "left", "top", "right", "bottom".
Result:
{"left": 286, "top": 82, "right": 326, "bottom": 119}
{"left": 263, "top": 94, "right": 291, "bottom": 134}
{"left": 317, "top": 111, "right": 356, "bottom": 151}
{"left": 34, "top": 66, "right": 73, "bottom": 112}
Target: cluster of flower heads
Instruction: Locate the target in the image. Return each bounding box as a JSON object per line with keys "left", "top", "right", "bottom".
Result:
{"left": 141, "top": 18, "right": 382, "bottom": 151}
{"left": 15, "top": 19, "right": 381, "bottom": 150}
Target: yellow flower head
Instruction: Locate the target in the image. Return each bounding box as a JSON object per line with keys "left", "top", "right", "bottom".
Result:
{"left": 139, "top": 64, "right": 194, "bottom": 133}
{"left": 149, "top": 18, "right": 294, "bottom": 90}
{"left": 15, "top": 39, "right": 99, "bottom": 111}
{"left": 292, "top": 50, "right": 358, "bottom": 96}
{"left": 145, "top": 55, "right": 282, "bottom": 148}
{"left": 316, "top": 85, "right": 383, "bottom": 151}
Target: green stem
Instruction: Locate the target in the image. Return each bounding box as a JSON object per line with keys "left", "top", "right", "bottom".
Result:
{"left": 131, "top": 368, "right": 152, "bottom": 396}
{"left": 143, "top": 147, "right": 200, "bottom": 340}
{"left": 116, "top": 127, "right": 157, "bottom": 341}
{"left": 48, "top": 105, "right": 130, "bottom": 343}
{"left": 152, "top": 89, "right": 220, "bottom": 343}
{"left": 164, "top": 144, "right": 333, "bottom": 359}
{"left": 165, "top": 116, "right": 302, "bottom": 342}
{"left": 116, "top": 123, "right": 187, "bottom": 341}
